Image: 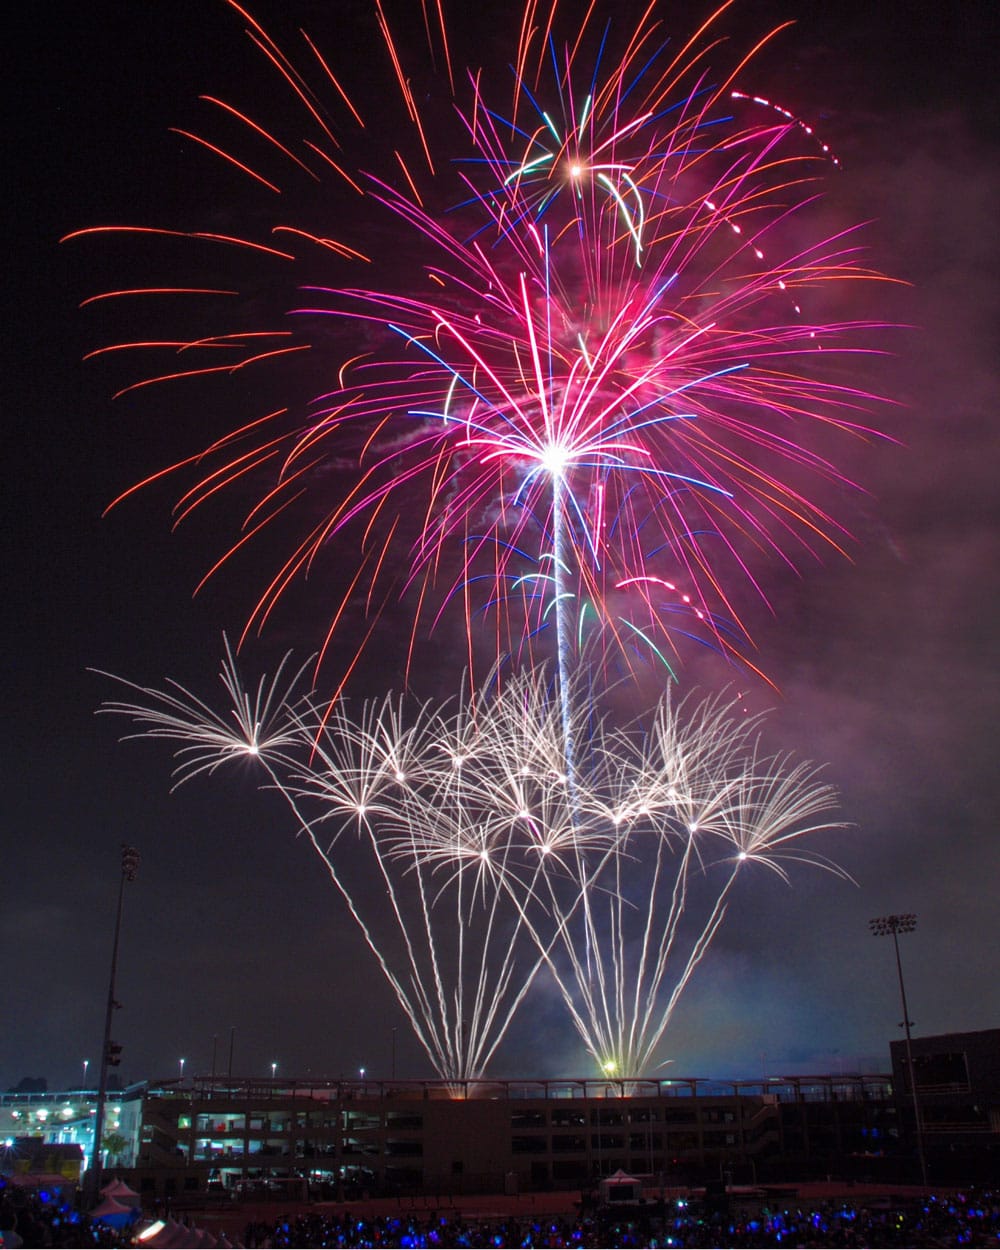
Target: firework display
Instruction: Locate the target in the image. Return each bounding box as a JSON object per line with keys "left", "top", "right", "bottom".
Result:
{"left": 80, "top": 0, "right": 890, "bottom": 1076}
{"left": 69, "top": 0, "right": 889, "bottom": 692}
{"left": 100, "top": 656, "right": 844, "bottom": 1080}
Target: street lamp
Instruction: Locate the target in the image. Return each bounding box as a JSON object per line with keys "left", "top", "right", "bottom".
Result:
{"left": 271, "top": 1061, "right": 277, "bottom": 1080}
{"left": 89, "top": 844, "right": 140, "bottom": 1205}
{"left": 869, "top": 913, "right": 928, "bottom": 1185}
{"left": 179, "top": 1057, "right": 186, "bottom": 1081}
{"left": 82, "top": 1059, "right": 90, "bottom": 1090}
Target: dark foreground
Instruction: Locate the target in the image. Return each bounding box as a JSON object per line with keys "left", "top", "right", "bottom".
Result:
{"left": 2, "top": 1184, "right": 999, "bottom": 1247}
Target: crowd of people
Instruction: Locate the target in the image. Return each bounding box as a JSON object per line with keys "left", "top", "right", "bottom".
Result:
{"left": 237, "top": 1192, "right": 1000, "bottom": 1247}
{"left": 3, "top": 1187, "right": 1000, "bottom": 1248}
{"left": 0, "top": 1191, "right": 123, "bottom": 1248}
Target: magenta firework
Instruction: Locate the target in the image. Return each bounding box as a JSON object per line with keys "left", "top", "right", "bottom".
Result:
{"left": 68, "top": 0, "right": 891, "bottom": 695}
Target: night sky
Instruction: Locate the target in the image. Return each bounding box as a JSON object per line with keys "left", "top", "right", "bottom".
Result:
{"left": 5, "top": 0, "right": 998, "bottom": 1092}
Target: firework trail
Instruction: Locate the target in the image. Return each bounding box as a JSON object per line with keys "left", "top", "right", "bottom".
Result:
{"left": 99, "top": 656, "right": 845, "bottom": 1078}
{"left": 67, "top": 0, "right": 892, "bottom": 698}
{"left": 99, "top": 650, "right": 544, "bottom": 1082}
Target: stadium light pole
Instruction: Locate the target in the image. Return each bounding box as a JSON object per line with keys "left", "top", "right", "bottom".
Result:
{"left": 869, "top": 913, "right": 928, "bottom": 1185}
{"left": 89, "top": 844, "right": 140, "bottom": 1205}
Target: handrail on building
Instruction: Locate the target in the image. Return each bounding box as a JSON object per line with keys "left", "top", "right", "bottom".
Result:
{"left": 137, "top": 1072, "right": 891, "bottom": 1105}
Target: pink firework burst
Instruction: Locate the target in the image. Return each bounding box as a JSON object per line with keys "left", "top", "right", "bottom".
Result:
{"left": 66, "top": 0, "right": 894, "bottom": 696}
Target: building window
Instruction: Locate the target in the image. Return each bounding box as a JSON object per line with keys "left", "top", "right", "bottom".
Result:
{"left": 385, "top": 1167, "right": 422, "bottom": 1187}
{"left": 386, "top": 1112, "right": 423, "bottom": 1129}
{"left": 911, "top": 1052, "right": 971, "bottom": 1093}
{"left": 344, "top": 1111, "right": 380, "bottom": 1131}
{"left": 551, "top": 1109, "right": 585, "bottom": 1127}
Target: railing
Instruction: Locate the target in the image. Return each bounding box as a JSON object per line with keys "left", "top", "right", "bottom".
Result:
{"left": 172, "top": 1074, "right": 886, "bottom": 1104}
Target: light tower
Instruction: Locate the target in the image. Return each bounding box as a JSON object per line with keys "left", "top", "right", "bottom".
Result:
{"left": 869, "top": 912, "right": 928, "bottom": 1185}
{"left": 89, "top": 844, "right": 140, "bottom": 1203}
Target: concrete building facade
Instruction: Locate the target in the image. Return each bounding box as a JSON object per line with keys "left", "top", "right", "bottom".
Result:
{"left": 6, "top": 1028, "right": 997, "bottom": 1200}
{"left": 122, "top": 1073, "right": 897, "bottom": 1200}
{"left": 889, "top": 1027, "right": 1000, "bottom": 1181}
